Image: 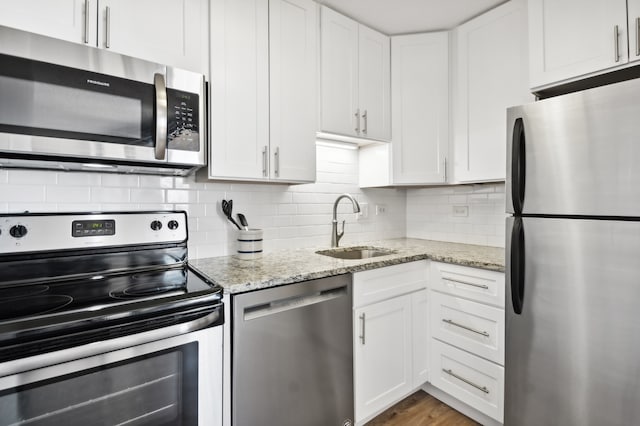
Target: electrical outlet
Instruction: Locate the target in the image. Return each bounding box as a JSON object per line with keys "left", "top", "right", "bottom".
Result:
{"left": 375, "top": 204, "right": 387, "bottom": 215}
{"left": 357, "top": 203, "right": 369, "bottom": 220}
{"left": 453, "top": 205, "right": 469, "bottom": 217}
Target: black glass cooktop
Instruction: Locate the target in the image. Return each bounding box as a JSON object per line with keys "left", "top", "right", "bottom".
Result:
{"left": 0, "top": 267, "right": 217, "bottom": 322}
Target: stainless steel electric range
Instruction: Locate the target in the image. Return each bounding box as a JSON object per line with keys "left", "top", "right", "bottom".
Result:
{"left": 0, "top": 211, "right": 223, "bottom": 426}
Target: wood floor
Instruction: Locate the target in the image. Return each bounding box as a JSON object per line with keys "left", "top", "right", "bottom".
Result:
{"left": 366, "top": 391, "right": 480, "bottom": 426}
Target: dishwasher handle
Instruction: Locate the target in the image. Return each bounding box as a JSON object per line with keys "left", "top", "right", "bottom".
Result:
{"left": 243, "top": 286, "right": 348, "bottom": 321}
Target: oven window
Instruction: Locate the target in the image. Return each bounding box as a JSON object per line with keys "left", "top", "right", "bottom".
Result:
{"left": 0, "top": 343, "right": 198, "bottom": 426}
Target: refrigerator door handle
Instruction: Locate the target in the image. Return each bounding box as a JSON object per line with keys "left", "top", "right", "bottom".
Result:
{"left": 511, "top": 217, "right": 525, "bottom": 315}
{"left": 511, "top": 118, "right": 526, "bottom": 214}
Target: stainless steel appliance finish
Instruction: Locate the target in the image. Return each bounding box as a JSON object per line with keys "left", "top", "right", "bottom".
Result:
{"left": 232, "top": 275, "right": 354, "bottom": 426}
{"left": 0, "top": 25, "right": 205, "bottom": 176}
{"left": 0, "top": 211, "right": 223, "bottom": 426}
{"left": 506, "top": 78, "right": 640, "bottom": 426}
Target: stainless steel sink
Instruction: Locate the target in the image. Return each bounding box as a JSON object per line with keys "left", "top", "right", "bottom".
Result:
{"left": 316, "top": 246, "right": 396, "bottom": 260}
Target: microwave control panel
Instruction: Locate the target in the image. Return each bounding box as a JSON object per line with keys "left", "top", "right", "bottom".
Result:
{"left": 167, "top": 89, "right": 199, "bottom": 152}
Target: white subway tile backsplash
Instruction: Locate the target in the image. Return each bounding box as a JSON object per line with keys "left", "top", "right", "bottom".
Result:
{"left": 0, "top": 171, "right": 8, "bottom": 184}
{"left": 46, "top": 186, "right": 91, "bottom": 203}
{"left": 57, "top": 172, "right": 101, "bottom": 187}
{"left": 8, "top": 170, "right": 57, "bottom": 185}
{"left": 166, "top": 189, "right": 197, "bottom": 204}
{"left": 91, "top": 187, "right": 130, "bottom": 203}
{"left": 1, "top": 184, "right": 46, "bottom": 203}
{"left": 139, "top": 176, "right": 174, "bottom": 189}
{"left": 101, "top": 174, "right": 139, "bottom": 188}
{"left": 130, "top": 188, "right": 165, "bottom": 204}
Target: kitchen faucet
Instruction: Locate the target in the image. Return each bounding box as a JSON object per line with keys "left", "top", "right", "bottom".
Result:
{"left": 331, "top": 193, "right": 361, "bottom": 247}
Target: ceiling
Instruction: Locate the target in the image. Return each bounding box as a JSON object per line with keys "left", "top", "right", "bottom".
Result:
{"left": 318, "top": 0, "right": 510, "bottom": 35}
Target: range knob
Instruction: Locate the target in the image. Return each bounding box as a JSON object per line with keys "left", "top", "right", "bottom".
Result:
{"left": 168, "top": 220, "right": 179, "bottom": 230}
{"left": 150, "top": 220, "right": 163, "bottom": 231}
{"left": 10, "top": 225, "right": 28, "bottom": 238}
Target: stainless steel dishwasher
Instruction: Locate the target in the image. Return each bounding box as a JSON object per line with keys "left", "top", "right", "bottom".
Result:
{"left": 232, "top": 275, "right": 353, "bottom": 426}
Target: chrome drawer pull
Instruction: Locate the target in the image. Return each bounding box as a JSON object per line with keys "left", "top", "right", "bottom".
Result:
{"left": 442, "top": 368, "right": 490, "bottom": 394}
{"left": 442, "top": 318, "right": 490, "bottom": 337}
{"left": 442, "top": 277, "right": 489, "bottom": 290}
{"left": 359, "top": 313, "right": 366, "bottom": 345}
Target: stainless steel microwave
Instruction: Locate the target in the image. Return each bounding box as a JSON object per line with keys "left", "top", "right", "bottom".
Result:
{"left": 0, "top": 26, "right": 205, "bottom": 176}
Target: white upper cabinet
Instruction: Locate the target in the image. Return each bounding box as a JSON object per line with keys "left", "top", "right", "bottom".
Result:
{"left": 98, "top": 0, "right": 208, "bottom": 73}
{"left": 391, "top": 32, "right": 449, "bottom": 185}
{"left": 209, "top": 0, "right": 317, "bottom": 183}
{"left": 269, "top": 0, "right": 318, "bottom": 182}
{"left": 0, "top": 0, "right": 207, "bottom": 73}
{"left": 628, "top": 0, "right": 640, "bottom": 63}
{"left": 0, "top": 0, "right": 97, "bottom": 45}
{"left": 209, "top": 0, "right": 270, "bottom": 181}
{"left": 451, "top": 0, "right": 533, "bottom": 183}
{"left": 528, "top": 0, "right": 628, "bottom": 89}
{"left": 320, "top": 6, "right": 390, "bottom": 142}
{"left": 357, "top": 25, "right": 391, "bottom": 141}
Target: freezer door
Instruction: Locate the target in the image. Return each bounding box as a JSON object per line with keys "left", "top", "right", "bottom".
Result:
{"left": 505, "top": 216, "right": 640, "bottom": 426}
{"left": 506, "top": 77, "right": 640, "bottom": 216}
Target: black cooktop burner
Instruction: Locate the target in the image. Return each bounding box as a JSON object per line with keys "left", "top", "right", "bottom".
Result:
{"left": 0, "top": 294, "right": 73, "bottom": 321}
{"left": 0, "top": 284, "right": 49, "bottom": 299}
{"left": 110, "top": 271, "right": 188, "bottom": 299}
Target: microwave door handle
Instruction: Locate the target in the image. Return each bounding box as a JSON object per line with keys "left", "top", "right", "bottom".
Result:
{"left": 154, "top": 73, "right": 168, "bottom": 161}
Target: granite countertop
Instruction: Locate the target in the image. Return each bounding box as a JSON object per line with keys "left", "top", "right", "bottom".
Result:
{"left": 189, "top": 238, "right": 505, "bottom": 294}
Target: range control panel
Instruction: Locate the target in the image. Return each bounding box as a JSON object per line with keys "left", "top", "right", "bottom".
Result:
{"left": 0, "top": 212, "right": 187, "bottom": 254}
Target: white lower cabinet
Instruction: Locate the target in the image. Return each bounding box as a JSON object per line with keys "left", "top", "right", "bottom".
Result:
{"left": 353, "top": 261, "right": 428, "bottom": 425}
{"left": 429, "top": 262, "right": 505, "bottom": 423}
{"left": 430, "top": 339, "right": 504, "bottom": 422}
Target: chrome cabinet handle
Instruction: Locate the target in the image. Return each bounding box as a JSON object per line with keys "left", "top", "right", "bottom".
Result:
{"left": 359, "top": 313, "right": 366, "bottom": 344}
{"left": 84, "top": 0, "right": 90, "bottom": 43}
{"left": 105, "top": 6, "right": 111, "bottom": 48}
{"left": 262, "top": 146, "right": 268, "bottom": 177}
{"left": 355, "top": 109, "right": 360, "bottom": 134}
{"left": 362, "top": 110, "right": 368, "bottom": 134}
{"left": 636, "top": 18, "right": 640, "bottom": 57}
{"left": 442, "top": 277, "right": 490, "bottom": 290}
{"left": 442, "top": 369, "right": 490, "bottom": 394}
{"left": 274, "top": 146, "right": 280, "bottom": 178}
{"left": 614, "top": 24, "right": 620, "bottom": 62}
{"left": 154, "top": 73, "right": 167, "bottom": 160}
{"left": 442, "top": 318, "right": 490, "bottom": 337}
{"left": 443, "top": 157, "right": 448, "bottom": 182}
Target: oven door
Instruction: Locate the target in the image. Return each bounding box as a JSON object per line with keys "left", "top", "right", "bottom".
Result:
{"left": 0, "top": 325, "right": 222, "bottom": 426}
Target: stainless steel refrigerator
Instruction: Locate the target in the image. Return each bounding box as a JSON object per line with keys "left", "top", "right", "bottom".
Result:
{"left": 505, "top": 78, "right": 640, "bottom": 426}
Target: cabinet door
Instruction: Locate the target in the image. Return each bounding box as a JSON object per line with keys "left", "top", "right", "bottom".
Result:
{"left": 354, "top": 296, "right": 413, "bottom": 423}
{"left": 628, "top": 0, "right": 640, "bottom": 63}
{"left": 97, "top": 0, "right": 208, "bottom": 73}
{"left": 209, "top": 0, "right": 269, "bottom": 180}
{"left": 528, "top": 0, "right": 628, "bottom": 89}
{"left": 270, "top": 0, "right": 317, "bottom": 183}
{"left": 452, "top": 0, "right": 533, "bottom": 183}
{"left": 391, "top": 32, "right": 449, "bottom": 184}
{"left": 411, "top": 289, "right": 429, "bottom": 388}
{"left": 358, "top": 25, "right": 391, "bottom": 141}
{"left": 320, "top": 6, "right": 359, "bottom": 137}
{"left": 0, "top": 0, "right": 97, "bottom": 45}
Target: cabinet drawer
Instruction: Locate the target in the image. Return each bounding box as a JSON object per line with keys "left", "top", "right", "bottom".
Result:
{"left": 430, "top": 292, "right": 504, "bottom": 365}
{"left": 353, "top": 260, "right": 427, "bottom": 308}
{"left": 431, "top": 262, "right": 504, "bottom": 308}
{"left": 430, "top": 339, "right": 504, "bottom": 423}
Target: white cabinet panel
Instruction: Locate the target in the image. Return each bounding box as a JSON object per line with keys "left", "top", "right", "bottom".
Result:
{"left": 412, "top": 289, "right": 429, "bottom": 388}
{"left": 358, "top": 25, "right": 391, "bottom": 141}
{"left": 430, "top": 339, "right": 504, "bottom": 422}
{"left": 320, "top": 6, "right": 359, "bottom": 137}
{"left": 209, "top": 0, "right": 270, "bottom": 180}
{"left": 528, "top": 0, "right": 628, "bottom": 89}
{"left": 391, "top": 32, "right": 449, "bottom": 184}
{"left": 431, "top": 262, "right": 505, "bottom": 308}
{"left": 98, "top": 0, "right": 208, "bottom": 73}
{"left": 452, "top": 0, "right": 533, "bottom": 183}
{"left": 353, "top": 260, "right": 428, "bottom": 308}
{"left": 354, "top": 296, "right": 413, "bottom": 424}
{"left": 431, "top": 292, "right": 505, "bottom": 365}
{"left": 269, "top": 0, "right": 317, "bottom": 182}
{"left": 0, "top": 0, "right": 97, "bottom": 45}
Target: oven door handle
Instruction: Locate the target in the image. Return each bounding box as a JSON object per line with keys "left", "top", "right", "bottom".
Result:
{"left": 0, "top": 303, "right": 223, "bottom": 377}
{"left": 154, "top": 72, "right": 168, "bottom": 161}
